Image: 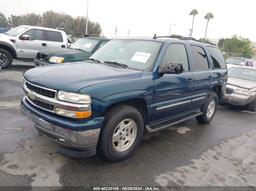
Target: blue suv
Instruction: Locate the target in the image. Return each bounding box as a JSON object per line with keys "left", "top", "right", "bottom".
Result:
{"left": 21, "top": 37, "right": 227, "bottom": 161}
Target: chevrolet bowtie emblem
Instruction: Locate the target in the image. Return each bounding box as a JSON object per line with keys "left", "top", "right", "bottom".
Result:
{"left": 28, "top": 91, "right": 36, "bottom": 100}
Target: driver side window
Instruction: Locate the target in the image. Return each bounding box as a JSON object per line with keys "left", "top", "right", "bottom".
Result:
{"left": 23, "top": 29, "right": 44, "bottom": 41}
{"left": 162, "top": 44, "right": 189, "bottom": 72}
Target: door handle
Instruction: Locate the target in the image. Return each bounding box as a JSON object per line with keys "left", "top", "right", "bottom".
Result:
{"left": 188, "top": 78, "right": 193, "bottom": 82}
{"left": 42, "top": 43, "right": 47, "bottom": 47}
{"left": 61, "top": 45, "right": 66, "bottom": 48}
{"left": 208, "top": 76, "right": 212, "bottom": 79}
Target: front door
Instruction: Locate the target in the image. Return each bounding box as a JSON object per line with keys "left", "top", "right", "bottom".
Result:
{"left": 152, "top": 43, "right": 194, "bottom": 121}
{"left": 16, "top": 29, "right": 46, "bottom": 59}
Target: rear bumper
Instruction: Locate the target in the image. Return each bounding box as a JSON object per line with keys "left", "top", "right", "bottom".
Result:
{"left": 223, "top": 93, "right": 255, "bottom": 106}
{"left": 21, "top": 96, "right": 103, "bottom": 150}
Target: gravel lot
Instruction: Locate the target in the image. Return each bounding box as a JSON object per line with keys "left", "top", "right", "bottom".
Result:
{"left": 0, "top": 61, "right": 256, "bottom": 189}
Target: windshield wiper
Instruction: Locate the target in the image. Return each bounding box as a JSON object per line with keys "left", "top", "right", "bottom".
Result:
{"left": 86, "top": 58, "right": 101, "bottom": 63}
{"left": 104, "top": 61, "right": 128, "bottom": 68}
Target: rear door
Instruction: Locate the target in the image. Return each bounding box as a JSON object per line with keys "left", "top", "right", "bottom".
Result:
{"left": 189, "top": 45, "right": 212, "bottom": 108}
{"left": 153, "top": 43, "right": 194, "bottom": 121}
{"left": 43, "top": 30, "right": 67, "bottom": 49}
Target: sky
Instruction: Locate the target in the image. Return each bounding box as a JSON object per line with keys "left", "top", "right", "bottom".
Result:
{"left": 1, "top": 0, "right": 255, "bottom": 41}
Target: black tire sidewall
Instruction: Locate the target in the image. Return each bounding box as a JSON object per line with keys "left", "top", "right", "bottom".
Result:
{"left": 248, "top": 100, "right": 256, "bottom": 112}
{"left": 100, "top": 105, "right": 144, "bottom": 161}
{"left": 0, "top": 48, "right": 12, "bottom": 68}
{"left": 198, "top": 92, "right": 218, "bottom": 123}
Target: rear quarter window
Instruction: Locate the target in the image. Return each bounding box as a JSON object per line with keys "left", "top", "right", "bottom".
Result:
{"left": 44, "top": 31, "right": 63, "bottom": 42}
{"left": 208, "top": 47, "right": 226, "bottom": 69}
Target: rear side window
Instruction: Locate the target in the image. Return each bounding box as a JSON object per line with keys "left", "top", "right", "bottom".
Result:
{"left": 44, "top": 31, "right": 63, "bottom": 42}
{"left": 190, "top": 45, "right": 210, "bottom": 71}
{"left": 162, "top": 44, "right": 189, "bottom": 71}
{"left": 208, "top": 47, "right": 226, "bottom": 69}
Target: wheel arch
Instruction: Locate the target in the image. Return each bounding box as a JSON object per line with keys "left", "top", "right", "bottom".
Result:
{"left": 104, "top": 98, "right": 149, "bottom": 122}
{"left": 211, "top": 85, "right": 222, "bottom": 100}
{"left": 0, "top": 42, "right": 17, "bottom": 59}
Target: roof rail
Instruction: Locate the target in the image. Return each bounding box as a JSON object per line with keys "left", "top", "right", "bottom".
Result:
{"left": 153, "top": 34, "right": 199, "bottom": 41}
{"left": 153, "top": 34, "right": 216, "bottom": 45}
{"left": 179, "top": 37, "right": 200, "bottom": 42}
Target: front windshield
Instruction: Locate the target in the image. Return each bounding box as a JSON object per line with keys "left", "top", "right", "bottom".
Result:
{"left": 90, "top": 40, "right": 163, "bottom": 70}
{"left": 229, "top": 67, "right": 256, "bottom": 82}
{"left": 70, "top": 38, "right": 99, "bottom": 52}
{"left": 5, "top": 26, "right": 28, "bottom": 36}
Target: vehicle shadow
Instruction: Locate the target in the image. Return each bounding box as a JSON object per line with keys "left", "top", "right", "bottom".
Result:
{"left": 3, "top": 64, "right": 34, "bottom": 72}
{"left": 220, "top": 104, "right": 251, "bottom": 113}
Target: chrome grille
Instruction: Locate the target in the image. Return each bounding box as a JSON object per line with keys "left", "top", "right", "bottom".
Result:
{"left": 25, "top": 81, "right": 56, "bottom": 98}
{"left": 24, "top": 80, "right": 57, "bottom": 112}
{"left": 32, "top": 99, "right": 54, "bottom": 111}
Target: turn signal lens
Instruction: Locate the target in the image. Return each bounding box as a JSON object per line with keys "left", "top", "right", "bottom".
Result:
{"left": 55, "top": 108, "right": 92, "bottom": 119}
{"left": 75, "top": 111, "right": 92, "bottom": 119}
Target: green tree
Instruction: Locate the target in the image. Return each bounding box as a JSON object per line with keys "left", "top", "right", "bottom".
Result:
{"left": 9, "top": 13, "right": 42, "bottom": 27}
{"left": 8, "top": 11, "right": 102, "bottom": 37}
{"left": 189, "top": 9, "right": 198, "bottom": 37}
{"left": 0, "top": 12, "right": 8, "bottom": 27}
{"left": 204, "top": 12, "right": 214, "bottom": 39}
{"left": 218, "top": 36, "right": 254, "bottom": 58}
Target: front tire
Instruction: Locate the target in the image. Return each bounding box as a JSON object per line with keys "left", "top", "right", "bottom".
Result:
{"left": 0, "top": 48, "right": 13, "bottom": 69}
{"left": 248, "top": 100, "right": 256, "bottom": 112}
{"left": 196, "top": 92, "right": 218, "bottom": 124}
{"left": 99, "top": 105, "right": 144, "bottom": 162}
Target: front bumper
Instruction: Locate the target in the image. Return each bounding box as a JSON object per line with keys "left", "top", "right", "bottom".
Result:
{"left": 21, "top": 96, "right": 103, "bottom": 150}
{"left": 34, "top": 58, "right": 50, "bottom": 66}
{"left": 223, "top": 93, "right": 255, "bottom": 106}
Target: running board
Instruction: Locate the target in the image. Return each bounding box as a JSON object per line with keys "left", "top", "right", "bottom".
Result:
{"left": 146, "top": 112, "right": 202, "bottom": 133}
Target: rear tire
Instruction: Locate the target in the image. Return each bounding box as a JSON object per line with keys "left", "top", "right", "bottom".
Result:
{"left": 99, "top": 105, "right": 144, "bottom": 162}
{"left": 0, "top": 48, "right": 13, "bottom": 69}
{"left": 248, "top": 100, "right": 256, "bottom": 112}
{"left": 196, "top": 92, "right": 218, "bottom": 124}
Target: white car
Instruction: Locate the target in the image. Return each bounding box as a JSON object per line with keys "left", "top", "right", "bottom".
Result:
{"left": 0, "top": 25, "right": 68, "bottom": 68}
{"left": 226, "top": 57, "right": 247, "bottom": 69}
{"left": 223, "top": 66, "right": 256, "bottom": 111}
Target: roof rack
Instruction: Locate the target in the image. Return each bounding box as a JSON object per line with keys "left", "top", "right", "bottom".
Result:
{"left": 153, "top": 34, "right": 216, "bottom": 45}
{"left": 153, "top": 34, "right": 199, "bottom": 41}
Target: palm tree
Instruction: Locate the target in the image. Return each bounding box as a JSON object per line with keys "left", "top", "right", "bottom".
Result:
{"left": 204, "top": 12, "right": 214, "bottom": 39}
{"left": 189, "top": 9, "right": 198, "bottom": 37}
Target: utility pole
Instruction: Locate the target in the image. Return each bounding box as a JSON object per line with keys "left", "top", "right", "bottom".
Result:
{"left": 127, "top": 29, "right": 130, "bottom": 37}
{"left": 169, "top": 23, "right": 175, "bottom": 35}
{"left": 115, "top": 25, "right": 117, "bottom": 38}
{"left": 85, "top": 0, "right": 89, "bottom": 35}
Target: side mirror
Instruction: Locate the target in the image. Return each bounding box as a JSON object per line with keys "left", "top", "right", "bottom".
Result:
{"left": 19, "top": 34, "right": 30, "bottom": 40}
{"left": 159, "top": 62, "right": 184, "bottom": 74}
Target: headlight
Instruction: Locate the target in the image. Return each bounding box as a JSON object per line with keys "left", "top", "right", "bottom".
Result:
{"left": 49, "top": 56, "right": 64, "bottom": 63}
{"left": 57, "top": 91, "right": 91, "bottom": 104}
{"left": 56, "top": 91, "right": 92, "bottom": 119}
{"left": 234, "top": 88, "right": 251, "bottom": 96}
{"left": 251, "top": 88, "right": 256, "bottom": 96}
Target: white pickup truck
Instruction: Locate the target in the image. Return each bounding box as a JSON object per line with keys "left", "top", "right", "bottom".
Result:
{"left": 0, "top": 25, "right": 68, "bottom": 68}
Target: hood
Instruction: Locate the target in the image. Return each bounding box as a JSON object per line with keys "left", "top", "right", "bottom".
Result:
{"left": 227, "top": 77, "right": 256, "bottom": 90}
{"left": 39, "top": 48, "right": 91, "bottom": 62}
{"left": 0, "top": 33, "right": 15, "bottom": 44}
{"left": 24, "top": 62, "right": 142, "bottom": 92}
